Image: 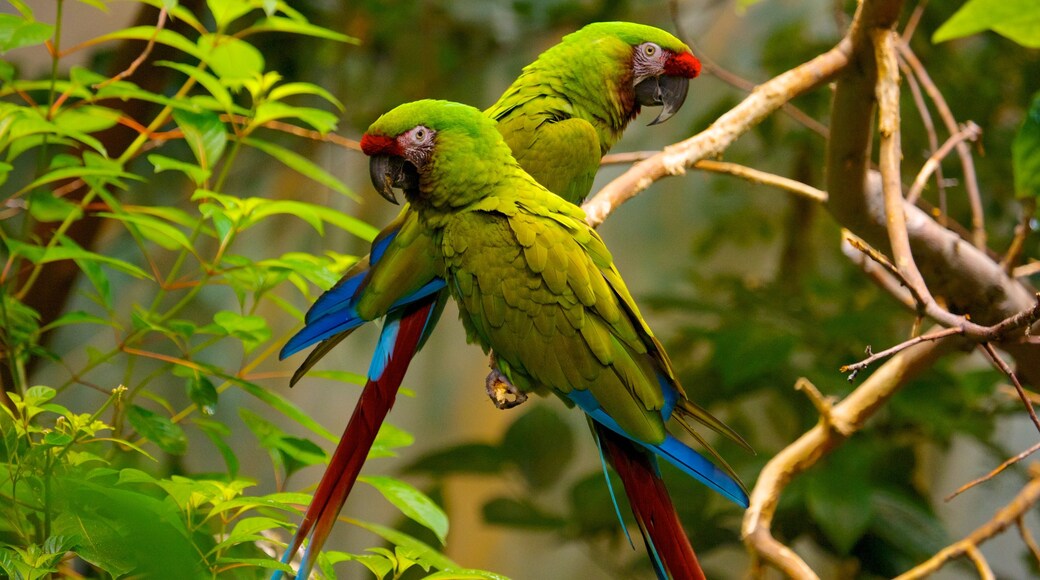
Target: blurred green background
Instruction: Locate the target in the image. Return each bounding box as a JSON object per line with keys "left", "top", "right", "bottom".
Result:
{"left": 6, "top": 0, "right": 1040, "bottom": 578}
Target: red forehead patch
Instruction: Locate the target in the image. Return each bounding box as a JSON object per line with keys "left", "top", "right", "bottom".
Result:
{"left": 664, "top": 51, "right": 702, "bottom": 79}
{"left": 360, "top": 133, "right": 398, "bottom": 156}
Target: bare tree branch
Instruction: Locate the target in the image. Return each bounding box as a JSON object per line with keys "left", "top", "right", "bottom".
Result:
{"left": 896, "top": 468, "right": 1040, "bottom": 580}
{"left": 743, "top": 338, "right": 959, "bottom": 578}
{"left": 581, "top": 35, "right": 852, "bottom": 227}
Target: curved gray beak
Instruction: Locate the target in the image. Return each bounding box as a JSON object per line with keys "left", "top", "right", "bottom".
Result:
{"left": 634, "top": 75, "right": 690, "bottom": 126}
{"left": 368, "top": 155, "right": 418, "bottom": 205}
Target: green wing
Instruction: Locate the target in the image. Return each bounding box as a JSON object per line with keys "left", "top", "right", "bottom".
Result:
{"left": 355, "top": 205, "right": 441, "bottom": 321}
{"left": 495, "top": 113, "right": 601, "bottom": 205}
{"left": 442, "top": 192, "right": 670, "bottom": 444}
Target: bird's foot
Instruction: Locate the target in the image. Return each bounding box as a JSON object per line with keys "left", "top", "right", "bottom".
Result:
{"left": 485, "top": 369, "right": 528, "bottom": 410}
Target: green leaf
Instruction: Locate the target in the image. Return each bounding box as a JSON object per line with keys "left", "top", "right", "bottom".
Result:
{"left": 52, "top": 105, "right": 121, "bottom": 134}
{"left": 933, "top": 0, "right": 1040, "bottom": 47}
{"left": 323, "top": 551, "right": 394, "bottom": 578}
{"left": 91, "top": 26, "right": 204, "bottom": 60}
{"left": 42, "top": 310, "right": 115, "bottom": 333}
{"left": 198, "top": 33, "right": 265, "bottom": 84}
{"left": 155, "top": 61, "right": 233, "bottom": 111}
{"left": 239, "top": 408, "right": 326, "bottom": 477}
{"left": 26, "top": 191, "right": 82, "bottom": 223}
{"left": 186, "top": 374, "right": 218, "bottom": 415}
{"left": 212, "top": 310, "right": 271, "bottom": 353}
{"left": 20, "top": 165, "right": 142, "bottom": 192}
{"left": 359, "top": 476, "right": 448, "bottom": 544}
{"left": 172, "top": 108, "right": 227, "bottom": 171}
{"left": 97, "top": 211, "right": 196, "bottom": 253}
{"left": 215, "top": 557, "right": 294, "bottom": 572}
{"left": 371, "top": 422, "right": 414, "bottom": 457}
{"left": 1014, "top": 92, "right": 1040, "bottom": 202}
{"left": 406, "top": 443, "right": 505, "bottom": 476}
{"left": 268, "top": 82, "right": 344, "bottom": 110}
{"left": 52, "top": 478, "right": 205, "bottom": 578}
{"left": 481, "top": 497, "right": 566, "bottom": 530}
{"left": 244, "top": 137, "right": 354, "bottom": 198}
{"left": 501, "top": 405, "right": 573, "bottom": 490}
{"left": 23, "top": 385, "right": 57, "bottom": 406}
{"left": 348, "top": 519, "right": 459, "bottom": 571}
{"left": 147, "top": 153, "right": 212, "bottom": 185}
{"left": 252, "top": 101, "right": 339, "bottom": 134}
{"left": 234, "top": 379, "right": 336, "bottom": 441}
{"left": 248, "top": 16, "right": 359, "bottom": 44}
{"left": 210, "top": 516, "right": 288, "bottom": 554}
{"left": 207, "top": 0, "right": 254, "bottom": 29}
{"left": 0, "top": 15, "right": 54, "bottom": 52}
{"left": 42, "top": 431, "right": 74, "bottom": 446}
{"left": 127, "top": 405, "right": 188, "bottom": 455}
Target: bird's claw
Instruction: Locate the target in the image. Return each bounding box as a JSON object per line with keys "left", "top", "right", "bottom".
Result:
{"left": 485, "top": 369, "right": 528, "bottom": 410}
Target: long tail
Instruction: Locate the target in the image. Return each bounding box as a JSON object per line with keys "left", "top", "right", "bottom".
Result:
{"left": 596, "top": 424, "right": 705, "bottom": 580}
{"left": 275, "top": 297, "right": 440, "bottom": 579}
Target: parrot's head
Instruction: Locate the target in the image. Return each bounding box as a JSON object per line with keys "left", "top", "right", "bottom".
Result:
{"left": 361, "top": 100, "right": 514, "bottom": 208}
{"left": 566, "top": 22, "right": 701, "bottom": 125}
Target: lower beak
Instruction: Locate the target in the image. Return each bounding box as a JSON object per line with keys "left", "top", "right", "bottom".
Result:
{"left": 634, "top": 75, "right": 690, "bottom": 126}
{"left": 368, "top": 155, "right": 418, "bottom": 204}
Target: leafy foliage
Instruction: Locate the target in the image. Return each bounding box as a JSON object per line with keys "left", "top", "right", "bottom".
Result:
{"left": 0, "top": 1, "right": 497, "bottom": 578}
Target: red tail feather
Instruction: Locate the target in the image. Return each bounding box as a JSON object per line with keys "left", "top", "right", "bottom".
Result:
{"left": 285, "top": 299, "right": 436, "bottom": 565}
{"left": 598, "top": 425, "right": 705, "bottom": 580}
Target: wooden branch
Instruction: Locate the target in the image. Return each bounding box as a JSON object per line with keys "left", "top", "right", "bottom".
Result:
{"left": 743, "top": 337, "right": 958, "bottom": 578}
{"left": 581, "top": 34, "right": 852, "bottom": 227}
{"left": 896, "top": 468, "right": 1040, "bottom": 579}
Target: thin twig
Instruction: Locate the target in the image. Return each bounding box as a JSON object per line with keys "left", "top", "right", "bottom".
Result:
{"left": 897, "top": 471, "right": 1040, "bottom": 579}
{"left": 667, "top": 0, "right": 830, "bottom": 139}
{"left": 1014, "top": 261, "right": 1040, "bottom": 279}
{"left": 1019, "top": 514, "right": 1040, "bottom": 566}
{"left": 840, "top": 326, "right": 963, "bottom": 381}
{"left": 840, "top": 233, "right": 915, "bottom": 311}
{"left": 1002, "top": 198, "right": 1035, "bottom": 273}
{"left": 980, "top": 343, "right": 1040, "bottom": 434}
{"left": 906, "top": 122, "right": 983, "bottom": 204}
{"left": 601, "top": 153, "right": 829, "bottom": 203}
{"left": 898, "top": 42, "right": 986, "bottom": 248}
{"left": 844, "top": 233, "right": 927, "bottom": 309}
{"left": 900, "top": 56, "right": 948, "bottom": 209}
{"left": 93, "top": 8, "right": 167, "bottom": 90}
{"left": 947, "top": 440, "right": 1040, "bottom": 500}
{"left": 900, "top": 0, "right": 929, "bottom": 43}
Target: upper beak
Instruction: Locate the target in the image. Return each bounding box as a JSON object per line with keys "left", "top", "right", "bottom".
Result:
{"left": 368, "top": 154, "right": 418, "bottom": 205}
{"left": 634, "top": 75, "right": 690, "bottom": 126}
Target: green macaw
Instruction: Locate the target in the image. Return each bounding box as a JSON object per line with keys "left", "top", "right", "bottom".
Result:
{"left": 359, "top": 99, "right": 747, "bottom": 579}
{"left": 277, "top": 23, "right": 713, "bottom": 579}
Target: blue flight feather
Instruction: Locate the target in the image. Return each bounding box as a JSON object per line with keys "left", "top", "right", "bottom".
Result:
{"left": 590, "top": 423, "right": 636, "bottom": 549}
{"left": 566, "top": 390, "right": 749, "bottom": 508}
{"left": 303, "top": 228, "right": 398, "bottom": 325}
{"left": 368, "top": 315, "right": 401, "bottom": 381}
{"left": 280, "top": 278, "right": 446, "bottom": 360}
{"left": 305, "top": 271, "right": 365, "bottom": 325}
